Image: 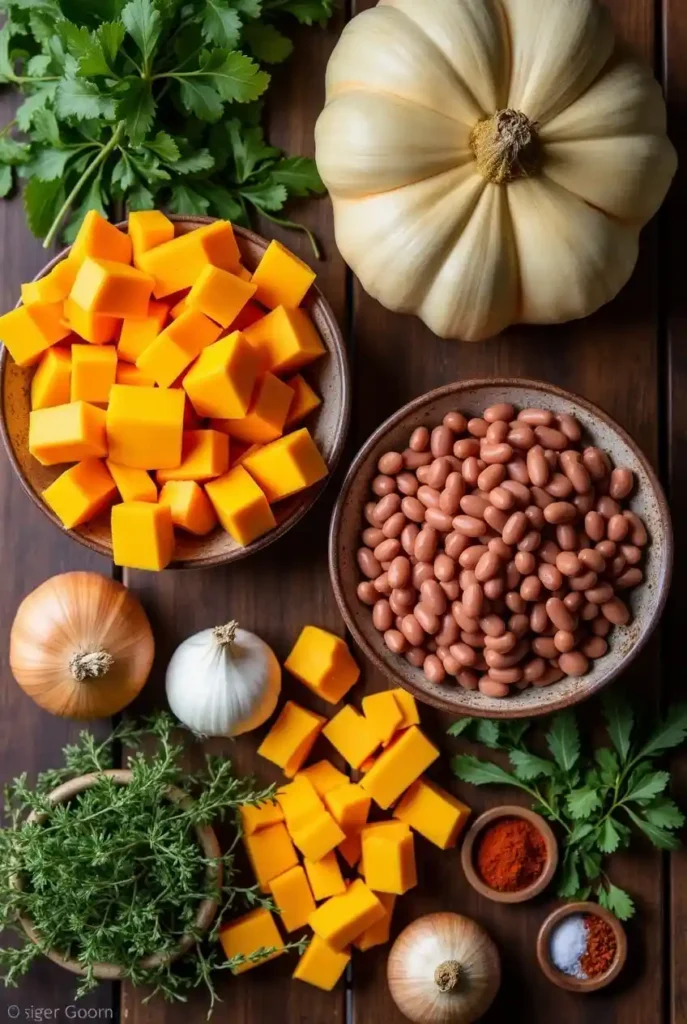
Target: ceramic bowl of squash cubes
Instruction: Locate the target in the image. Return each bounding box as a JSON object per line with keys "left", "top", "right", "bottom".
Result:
{"left": 0, "top": 213, "right": 349, "bottom": 570}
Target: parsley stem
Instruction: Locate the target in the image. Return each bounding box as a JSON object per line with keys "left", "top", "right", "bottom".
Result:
{"left": 257, "top": 210, "right": 322, "bottom": 260}
{"left": 43, "top": 121, "right": 126, "bottom": 249}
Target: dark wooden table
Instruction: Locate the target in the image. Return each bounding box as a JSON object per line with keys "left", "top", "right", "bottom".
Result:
{"left": 1, "top": 0, "right": 686, "bottom": 1021}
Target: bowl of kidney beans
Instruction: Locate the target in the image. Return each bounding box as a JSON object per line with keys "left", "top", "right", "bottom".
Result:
{"left": 329, "top": 380, "right": 672, "bottom": 717}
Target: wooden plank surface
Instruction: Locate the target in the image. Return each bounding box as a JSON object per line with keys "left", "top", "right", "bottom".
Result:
{"left": 661, "top": 0, "right": 686, "bottom": 1021}
{"left": 0, "top": 89, "right": 115, "bottom": 1017}
{"left": 347, "top": 0, "right": 665, "bottom": 1022}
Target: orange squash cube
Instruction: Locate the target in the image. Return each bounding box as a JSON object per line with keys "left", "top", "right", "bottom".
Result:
{"left": 337, "top": 832, "right": 362, "bottom": 869}
{"left": 360, "top": 727, "right": 439, "bottom": 810}
{"left": 308, "top": 879, "right": 384, "bottom": 950}
{"left": 159, "top": 479, "right": 218, "bottom": 535}
{"left": 136, "top": 221, "right": 241, "bottom": 297}
{"left": 289, "top": 811, "right": 346, "bottom": 863}
{"left": 238, "top": 800, "right": 284, "bottom": 836}
{"left": 31, "top": 347, "right": 71, "bottom": 410}
{"left": 183, "top": 331, "right": 260, "bottom": 420}
{"left": 361, "top": 823, "right": 417, "bottom": 895}
{"left": 156, "top": 429, "right": 229, "bottom": 484}
{"left": 42, "top": 458, "right": 117, "bottom": 529}
{"left": 128, "top": 210, "right": 175, "bottom": 263}
{"left": 0, "top": 303, "right": 71, "bottom": 367}
{"left": 303, "top": 852, "right": 347, "bottom": 902}
{"left": 215, "top": 372, "right": 293, "bottom": 445}
{"left": 354, "top": 893, "right": 396, "bottom": 951}
{"left": 324, "top": 784, "right": 371, "bottom": 834}
{"left": 187, "top": 264, "right": 257, "bottom": 328}
{"left": 169, "top": 293, "right": 190, "bottom": 319}
{"left": 236, "top": 265, "right": 252, "bottom": 282}
{"left": 228, "top": 441, "right": 263, "bottom": 466}
{"left": 115, "top": 362, "right": 156, "bottom": 387}
{"left": 251, "top": 239, "right": 316, "bottom": 309}
{"left": 257, "top": 699, "right": 325, "bottom": 778}
{"left": 136, "top": 309, "right": 222, "bottom": 389}
{"left": 243, "top": 428, "right": 328, "bottom": 502}
{"left": 63, "top": 297, "right": 119, "bottom": 345}
{"left": 293, "top": 935, "right": 350, "bottom": 991}
{"left": 70, "top": 258, "right": 154, "bottom": 318}
{"left": 244, "top": 306, "right": 325, "bottom": 376}
{"left": 219, "top": 908, "right": 284, "bottom": 974}
{"left": 284, "top": 625, "right": 360, "bottom": 704}
{"left": 362, "top": 691, "right": 403, "bottom": 745}
{"left": 299, "top": 760, "right": 348, "bottom": 798}
{"left": 69, "top": 210, "right": 132, "bottom": 268}
{"left": 22, "top": 261, "right": 77, "bottom": 307}
{"left": 284, "top": 373, "right": 321, "bottom": 428}
{"left": 269, "top": 865, "right": 316, "bottom": 933}
{"left": 205, "top": 465, "right": 275, "bottom": 546}
{"left": 106, "top": 460, "right": 157, "bottom": 503}
{"left": 322, "top": 706, "right": 380, "bottom": 770}
{"left": 117, "top": 300, "right": 169, "bottom": 363}
{"left": 229, "top": 300, "right": 265, "bottom": 333}
{"left": 71, "top": 344, "right": 117, "bottom": 405}
{"left": 106, "top": 385, "right": 185, "bottom": 469}
{"left": 243, "top": 823, "right": 299, "bottom": 893}
{"left": 111, "top": 501, "right": 175, "bottom": 571}
{"left": 29, "top": 402, "right": 108, "bottom": 466}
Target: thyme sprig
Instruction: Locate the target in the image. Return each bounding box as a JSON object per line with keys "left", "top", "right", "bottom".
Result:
{"left": 0, "top": 713, "right": 303, "bottom": 1012}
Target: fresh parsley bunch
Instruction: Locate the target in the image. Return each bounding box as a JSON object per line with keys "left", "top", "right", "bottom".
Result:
{"left": 450, "top": 697, "right": 687, "bottom": 920}
{"left": 0, "top": 0, "right": 331, "bottom": 252}
{"left": 0, "top": 713, "right": 303, "bottom": 1010}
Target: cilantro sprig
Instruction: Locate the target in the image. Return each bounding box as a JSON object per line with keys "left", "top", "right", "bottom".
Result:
{"left": 449, "top": 698, "right": 687, "bottom": 920}
{"left": 0, "top": 0, "right": 331, "bottom": 253}
{"left": 0, "top": 713, "right": 305, "bottom": 1012}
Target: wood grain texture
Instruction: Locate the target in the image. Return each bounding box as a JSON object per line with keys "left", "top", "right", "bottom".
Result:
{"left": 0, "top": 92, "right": 115, "bottom": 1016}
{"left": 661, "top": 0, "right": 686, "bottom": 1020}
{"left": 348, "top": 0, "right": 665, "bottom": 1021}
{"left": 119, "top": 14, "right": 350, "bottom": 1024}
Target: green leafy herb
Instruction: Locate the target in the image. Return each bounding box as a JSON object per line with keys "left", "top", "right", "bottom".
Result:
{"left": 0, "top": 0, "right": 331, "bottom": 253}
{"left": 0, "top": 713, "right": 305, "bottom": 1012}
{"left": 449, "top": 699, "right": 687, "bottom": 919}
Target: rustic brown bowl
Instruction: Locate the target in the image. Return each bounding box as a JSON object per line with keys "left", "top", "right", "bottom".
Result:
{"left": 14, "top": 769, "right": 221, "bottom": 979}
{"left": 460, "top": 805, "right": 558, "bottom": 904}
{"left": 536, "top": 901, "right": 627, "bottom": 992}
{"left": 0, "top": 216, "right": 350, "bottom": 568}
{"left": 329, "top": 378, "right": 672, "bottom": 718}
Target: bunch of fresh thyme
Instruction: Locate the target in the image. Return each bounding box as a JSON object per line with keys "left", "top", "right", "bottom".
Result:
{"left": 0, "top": 713, "right": 303, "bottom": 1010}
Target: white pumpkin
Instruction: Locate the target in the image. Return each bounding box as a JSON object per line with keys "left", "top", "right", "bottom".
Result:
{"left": 315, "top": 0, "right": 677, "bottom": 341}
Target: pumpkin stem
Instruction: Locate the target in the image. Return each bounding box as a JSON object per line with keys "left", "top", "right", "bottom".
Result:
{"left": 434, "top": 960, "right": 461, "bottom": 993}
{"left": 213, "top": 621, "right": 238, "bottom": 648}
{"left": 470, "top": 109, "right": 540, "bottom": 184}
{"left": 69, "top": 649, "right": 115, "bottom": 682}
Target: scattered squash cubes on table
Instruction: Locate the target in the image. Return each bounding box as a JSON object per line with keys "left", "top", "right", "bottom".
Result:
{"left": 285, "top": 626, "right": 360, "bottom": 704}
{"left": 1, "top": 210, "right": 330, "bottom": 571}
{"left": 394, "top": 778, "right": 471, "bottom": 849}
{"left": 360, "top": 821, "right": 417, "bottom": 895}
{"left": 309, "top": 878, "right": 385, "bottom": 949}
{"left": 219, "top": 908, "right": 284, "bottom": 975}
{"left": 360, "top": 726, "right": 440, "bottom": 810}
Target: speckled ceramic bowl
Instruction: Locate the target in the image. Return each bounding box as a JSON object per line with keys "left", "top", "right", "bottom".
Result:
{"left": 329, "top": 379, "right": 672, "bottom": 718}
{"left": 0, "top": 217, "right": 350, "bottom": 569}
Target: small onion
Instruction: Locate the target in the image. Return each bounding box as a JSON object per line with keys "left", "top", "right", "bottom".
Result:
{"left": 387, "top": 912, "right": 500, "bottom": 1024}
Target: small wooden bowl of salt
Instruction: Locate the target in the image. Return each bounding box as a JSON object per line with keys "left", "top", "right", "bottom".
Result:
{"left": 536, "top": 901, "right": 627, "bottom": 992}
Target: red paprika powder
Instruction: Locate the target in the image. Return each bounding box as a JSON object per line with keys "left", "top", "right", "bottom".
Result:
{"left": 580, "top": 914, "right": 617, "bottom": 977}
{"left": 475, "top": 816, "right": 547, "bottom": 892}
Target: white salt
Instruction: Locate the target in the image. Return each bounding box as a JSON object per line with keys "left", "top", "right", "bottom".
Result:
{"left": 549, "top": 913, "right": 588, "bottom": 979}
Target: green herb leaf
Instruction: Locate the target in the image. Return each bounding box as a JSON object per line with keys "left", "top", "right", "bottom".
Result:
{"left": 598, "top": 817, "right": 622, "bottom": 854}
{"left": 594, "top": 746, "right": 619, "bottom": 782}
{"left": 508, "top": 749, "right": 555, "bottom": 781}
{"left": 178, "top": 78, "right": 224, "bottom": 121}
{"left": 126, "top": 182, "right": 155, "bottom": 209}
{"left": 624, "top": 806, "right": 682, "bottom": 850}
{"left": 142, "top": 131, "right": 180, "bottom": 163}
{"left": 451, "top": 755, "right": 524, "bottom": 789}
{"left": 241, "top": 178, "right": 287, "bottom": 211}
{"left": 201, "top": 0, "right": 242, "bottom": 48}
{"left": 277, "top": 0, "right": 333, "bottom": 25}
{"left": 637, "top": 704, "right": 687, "bottom": 760}
{"left": 199, "top": 48, "right": 270, "bottom": 104}
{"left": 15, "top": 83, "right": 59, "bottom": 131}
{"left": 242, "top": 22, "right": 293, "bottom": 63}
{"left": 122, "top": 0, "right": 161, "bottom": 64}
{"left": 118, "top": 78, "right": 155, "bottom": 145}
{"left": 599, "top": 883, "right": 635, "bottom": 921}
{"left": 0, "top": 165, "right": 13, "bottom": 197}
{"left": 474, "top": 720, "right": 501, "bottom": 749}
{"left": 55, "top": 72, "right": 116, "bottom": 121}
{"left": 566, "top": 786, "right": 602, "bottom": 819}
{"left": 447, "top": 718, "right": 474, "bottom": 738}
{"left": 168, "top": 183, "right": 211, "bottom": 214}
{"left": 557, "top": 849, "right": 580, "bottom": 898}
{"left": 23, "top": 176, "right": 64, "bottom": 236}
{"left": 603, "top": 692, "right": 634, "bottom": 763}
{"left": 24, "top": 147, "right": 74, "bottom": 180}
{"left": 270, "top": 155, "right": 324, "bottom": 195}
{"left": 642, "top": 797, "right": 686, "bottom": 830}
{"left": 567, "top": 821, "right": 596, "bottom": 845}
{"left": 195, "top": 181, "right": 244, "bottom": 220}
{"left": 172, "top": 149, "right": 215, "bottom": 173}
{"left": 624, "top": 769, "right": 670, "bottom": 804}
{"left": 546, "top": 710, "right": 580, "bottom": 773}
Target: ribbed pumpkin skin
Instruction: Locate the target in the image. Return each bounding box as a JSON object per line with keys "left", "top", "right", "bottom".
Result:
{"left": 316, "top": 0, "right": 677, "bottom": 341}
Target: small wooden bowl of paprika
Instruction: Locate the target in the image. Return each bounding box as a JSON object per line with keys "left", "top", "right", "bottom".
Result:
{"left": 460, "top": 806, "right": 558, "bottom": 904}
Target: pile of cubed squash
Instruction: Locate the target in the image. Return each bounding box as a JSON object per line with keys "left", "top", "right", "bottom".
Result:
{"left": 0, "top": 210, "right": 329, "bottom": 570}
{"left": 222, "top": 626, "right": 471, "bottom": 991}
